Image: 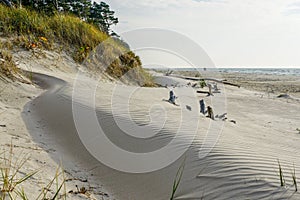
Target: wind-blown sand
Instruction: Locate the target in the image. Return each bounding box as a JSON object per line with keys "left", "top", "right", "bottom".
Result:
{"left": 1, "top": 50, "right": 300, "bottom": 199}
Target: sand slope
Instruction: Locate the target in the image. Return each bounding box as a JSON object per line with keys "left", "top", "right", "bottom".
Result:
{"left": 2, "top": 48, "right": 298, "bottom": 199}
{"left": 0, "top": 50, "right": 113, "bottom": 199}
{"left": 20, "top": 69, "right": 300, "bottom": 199}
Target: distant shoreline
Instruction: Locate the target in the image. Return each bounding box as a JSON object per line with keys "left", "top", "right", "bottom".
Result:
{"left": 148, "top": 67, "right": 300, "bottom": 76}
{"left": 151, "top": 69, "right": 300, "bottom": 99}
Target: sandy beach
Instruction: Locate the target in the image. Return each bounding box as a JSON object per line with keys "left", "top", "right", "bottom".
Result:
{"left": 2, "top": 1, "right": 300, "bottom": 199}
{"left": 1, "top": 49, "right": 300, "bottom": 199}
{"left": 221, "top": 72, "right": 300, "bottom": 99}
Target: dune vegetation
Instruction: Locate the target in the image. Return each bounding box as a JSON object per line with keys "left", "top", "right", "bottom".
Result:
{"left": 0, "top": 3, "right": 155, "bottom": 86}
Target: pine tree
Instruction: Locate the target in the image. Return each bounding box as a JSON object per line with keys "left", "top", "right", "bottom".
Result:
{"left": 89, "top": 1, "right": 118, "bottom": 34}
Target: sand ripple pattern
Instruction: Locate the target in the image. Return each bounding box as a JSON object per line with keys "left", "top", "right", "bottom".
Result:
{"left": 25, "top": 72, "right": 300, "bottom": 199}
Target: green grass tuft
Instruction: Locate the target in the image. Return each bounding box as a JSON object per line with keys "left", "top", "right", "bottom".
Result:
{"left": 199, "top": 79, "right": 207, "bottom": 88}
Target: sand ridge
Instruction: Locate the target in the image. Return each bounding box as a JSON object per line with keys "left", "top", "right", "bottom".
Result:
{"left": 1, "top": 48, "right": 300, "bottom": 199}
{"left": 22, "top": 70, "right": 300, "bottom": 199}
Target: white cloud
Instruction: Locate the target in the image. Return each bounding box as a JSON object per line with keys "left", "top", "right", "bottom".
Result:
{"left": 105, "top": 0, "right": 300, "bottom": 67}
{"left": 284, "top": 1, "right": 300, "bottom": 15}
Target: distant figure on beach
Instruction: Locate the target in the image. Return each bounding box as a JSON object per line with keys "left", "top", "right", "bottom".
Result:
{"left": 207, "top": 106, "right": 214, "bottom": 120}
{"left": 199, "top": 99, "right": 206, "bottom": 114}
{"left": 169, "top": 90, "right": 176, "bottom": 104}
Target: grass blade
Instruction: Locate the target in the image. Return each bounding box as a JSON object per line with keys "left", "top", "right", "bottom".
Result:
{"left": 51, "top": 181, "right": 64, "bottom": 200}
{"left": 278, "top": 159, "right": 285, "bottom": 187}
{"left": 292, "top": 164, "right": 297, "bottom": 192}
{"left": 170, "top": 160, "right": 185, "bottom": 200}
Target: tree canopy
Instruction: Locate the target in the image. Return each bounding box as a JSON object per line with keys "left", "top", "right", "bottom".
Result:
{"left": 3, "top": 0, "right": 118, "bottom": 35}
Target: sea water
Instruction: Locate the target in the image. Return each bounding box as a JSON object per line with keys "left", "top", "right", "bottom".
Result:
{"left": 216, "top": 68, "right": 300, "bottom": 76}
{"left": 152, "top": 67, "right": 300, "bottom": 76}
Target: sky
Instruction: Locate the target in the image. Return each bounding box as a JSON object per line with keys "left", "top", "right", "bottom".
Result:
{"left": 104, "top": 0, "right": 300, "bottom": 68}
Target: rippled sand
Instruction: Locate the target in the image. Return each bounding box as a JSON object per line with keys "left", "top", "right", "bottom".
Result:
{"left": 21, "top": 70, "right": 300, "bottom": 199}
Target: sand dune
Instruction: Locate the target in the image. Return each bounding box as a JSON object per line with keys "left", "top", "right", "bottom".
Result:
{"left": 20, "top": 70, "right": 300, "bottom": 199}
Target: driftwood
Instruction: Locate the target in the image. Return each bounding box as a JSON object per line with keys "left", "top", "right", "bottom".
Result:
{"left": 170, "top": 74, "right": 241, "bottom": 88}
{"left": 221, "top": 81, "right": 241, "bottom": 88}
{"left": 196, "top": 90, "right": 211, "bottom": 95}
{"left": 165, "top": 70, "right": 174, "bottom": 76}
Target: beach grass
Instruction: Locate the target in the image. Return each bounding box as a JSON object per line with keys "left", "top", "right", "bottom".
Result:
{"left": 0, "top": 5, "right": 155, "bottom": 86}
{"left": 0, "top": 145, "right": 66, "bottom": 200}
{"left": 35, "top": 166, "right": 66, "bottom": 200}
{"left": 291, "top": 164, "right": 297, "bottom": 192}
{"left": 0, "top": 5, "right": 107, "bottom": 61}
{"left": 277, "top": 160, "right": 285, "bottom": 187}
{"left": 0, "top": 49, "right": 19, "bottom": 81}
{"left": 0, "top": 144, "right": 38, "bottom": 199}
{"left": 170, "top": 161, "right": 185, "bottom": 200}
{"left": 199, "top": 79, "right": 207, "bottom": 88}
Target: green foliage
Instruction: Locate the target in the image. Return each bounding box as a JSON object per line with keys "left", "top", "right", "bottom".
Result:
{"left": 60, "top": 0, "right": 91, "bottom": 20}
{"left": 89, "top": 1, "right": 118, "bottom": 35}
{"left": 7, "top": 0, "right": 118, "bottom": 35}
{"left": 0, "top": 5, "right": 108, "bottom": 61}
{"left": 48, "top": 14, "right": 108, "bottom": 58}
{"left": 0, "top": 5, "right": 155, "bottom": 86}
{"left": 199, "top": 79, "right": 207, "bottom": 88}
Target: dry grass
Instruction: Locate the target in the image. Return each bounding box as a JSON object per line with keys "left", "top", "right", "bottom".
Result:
{"left": 0, "top": 144, "right": 37, "bottom": 199}
{"left": 0, "top": 145, "right": 66, "bottom": 200}
{"left": 0, "top": 49, "right": 19, "bottom": 81}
